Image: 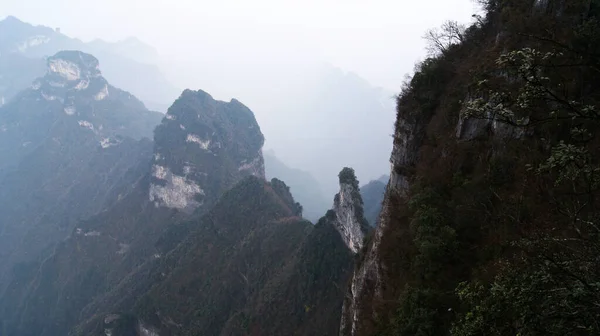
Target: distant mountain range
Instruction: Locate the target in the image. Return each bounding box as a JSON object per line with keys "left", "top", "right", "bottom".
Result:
{"left": 158, "top": 59, "right": 396, "bottom": 195}
{"left": 0, "top": 50, "right": 162, "bottom": 291}
{"left": 0, "top": 15, "right": 179, "bottom": 111}
{"left": 0, "top": 54, "right": 369, "bottom": 334}
{"left": 0, "top": 16, "right": 388, "bottom": 336}
{"left": 254, "top": 63, "right": 396, "bottom": 195}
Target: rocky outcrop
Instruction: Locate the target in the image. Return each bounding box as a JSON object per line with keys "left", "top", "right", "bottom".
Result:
{"left": 331, "top": 168, "right": 370, "bottom": 253}
{"left": 149, "top": 89, "right": 265, "bottom": 212}
{"left": 0, "top": 87, "right": 266, "bottom": 336}
{"left": 340, "top": 98, "right": 434, "bottom": 335}
{"left": 0, "top": 50, "right": 161, "bottom": 293}
{"left": 0, "top": 50, "right": 160, "bottom": 178}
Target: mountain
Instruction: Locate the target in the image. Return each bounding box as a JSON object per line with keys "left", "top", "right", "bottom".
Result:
{"left": 0, "top": 52, "right": 45, "bottom": 106}
{"left": 360, "top": 176, "right": 388, "bottom": 227}
{"left": 0, "top": 50, "right": 161, "bottom": 290}
{"left": 0, "top": 88, "right": 267, "bottom": 336}
{"left": 0, "top": 16, "right": 178, "bottom": 110}
{"left": 341, "top": 0, "right": 600, "bottom": 335}
{"left": 264, "top": 149, "right": 329, "bottom": 222}
{"left": 164, "top": 60, "right": 396, "bottom": 195}
{"left": 255, "top": 64, "right": 396, "bottom": 196}
{"left": 74, "top": 167, "right": 364, "bottom": 336}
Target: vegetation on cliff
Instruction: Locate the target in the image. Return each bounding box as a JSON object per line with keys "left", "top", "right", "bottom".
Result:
{"left": 355, "top": 0, "right": 600, "bottom": 335}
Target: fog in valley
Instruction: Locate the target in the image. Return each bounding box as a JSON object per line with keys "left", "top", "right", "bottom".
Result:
{"left": 0, "top": 1, "right": 525, "bottom": 335}
{"left": 1, "top": 0, "right": 476, "bottom": 196}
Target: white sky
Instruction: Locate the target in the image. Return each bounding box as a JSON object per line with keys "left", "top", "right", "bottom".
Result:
{"left": 0, "top": 0, "right": 479, "bottom": 90}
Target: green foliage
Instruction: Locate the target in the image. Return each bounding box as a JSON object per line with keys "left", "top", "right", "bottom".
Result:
{"left": 451, "top": 1, "right": 600, "bottom": 335}
{"left": 453, "top": 263, "right": 600, "bottom": 335}
{"left": 339, "top": 167, "right": 360, "bottom": 187}
{"left": 337, "top": 167, "right": 371, "bottom": 232}
{"left": 408, "top": 187, "right": 457, "bottom": 281}
{"left": 388, "top": 287, "right": 444, "bottom": 336}
{"left": 374, "top": 3, "right": 600, "bottom": 335}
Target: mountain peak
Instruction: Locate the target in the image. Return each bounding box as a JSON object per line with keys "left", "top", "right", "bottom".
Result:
{"left": 1, "top": 15, "right": 23, "bottom": 24}
{"left": 31, "top": 50, "right": 111, "bottom": 109}
{"left": 48, "top": 50, "right": 101, "bottom": 81}
{"left": 325, "top": 167, "right": 370, "bottom": 253}
{"left": 150, "top": 90, "right": 265, "bottom": 212}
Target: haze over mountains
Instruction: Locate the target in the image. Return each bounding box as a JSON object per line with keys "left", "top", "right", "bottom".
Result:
{"left": 0, "top": 14, "right": 397, "bottom": 195}
{"left": 5, "top": 1, "right": 595, "bottom": 335}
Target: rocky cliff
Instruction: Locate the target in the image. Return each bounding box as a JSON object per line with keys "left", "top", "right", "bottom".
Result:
{"left": 341, "top": 0, "right": 600, "bottom": 334}
{"left": 150, "top": 89, "right": 265, "bottom": 212}
{"left": 0, "top": 88, "right": 266, "bottom": 336}
{"left": 0, "top": 50, "right": 161, "bottom": 292}
{"left": 332, "top": 168, "right": 371, "bottom": 253}
{"left": 82, "top": 167, "right": 366, "bottom": 336}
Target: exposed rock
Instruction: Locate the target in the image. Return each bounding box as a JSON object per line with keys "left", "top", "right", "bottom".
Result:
{"left": 0, "top": 88, "right": 266, "bottom": 336}
{"left": 149, "top": 89, "right": 265, "bottom": 212}
{"left": 340, "top": 95, "right": 433, "bottom": 335}
{"left": 0, "top": 50, "right": 161, "bottom": 293}
{"left": 455, "top": 112, "right": 528, "bottom": 141}
{"left": 331, "top": 168, "right": 370, "bottom": 253}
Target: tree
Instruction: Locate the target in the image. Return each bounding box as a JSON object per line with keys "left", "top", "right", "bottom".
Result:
{"left": 424, "top": 21, "right": 466, "bottom": 56}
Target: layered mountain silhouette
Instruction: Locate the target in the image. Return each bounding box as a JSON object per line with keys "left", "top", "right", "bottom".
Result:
{"left": 1, "top": 113, "right": 368, "bottom": 335}
{"left": 245, "top": 63, "right": 396, "bottom": 195}
{"left": 0, "top": 50, "right": 161, "bottom": 291}
{"left": 66, "top": 169, "right": 364, "bottom": 336}
{"left": 0, "top": 84, "right": 271, "bottom": 335}
{"left": 360, "top": 175, "right": 388, "bottom": 227}
{"left": 0, "top": 16, "right": 178, "bottom": 110}
{"left": 264, "top": 149, "right": 329, "bottom": 222}
{"left": 0, "top": 17, "right": 384, "bottom": 336}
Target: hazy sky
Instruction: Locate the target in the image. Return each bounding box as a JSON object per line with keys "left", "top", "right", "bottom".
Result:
{"left": 1, "top": 0, "right": 479, "bottom": 91}
{"left": 1, "top": 0, "right": 481, "bottom": 194}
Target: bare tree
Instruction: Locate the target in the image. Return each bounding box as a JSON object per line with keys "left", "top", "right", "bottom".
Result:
{"left": 424, "top": 21, "right": 466, "bottom": 56}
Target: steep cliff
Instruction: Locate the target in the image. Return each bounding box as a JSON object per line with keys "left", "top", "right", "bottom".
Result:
{"left": 0, "top": 50, "right": 161, "bottom": 292}
{"left": 342, "top": 0, "right": 600, "bottom": 335}
{"left": 150, "top": 89, "right": 265, "bottom": 213}
{"left": 0, "top": 89, "right": 266, "bottom": 336}
{"left": 70, "top": 167, "right": 367, "bottom": 336}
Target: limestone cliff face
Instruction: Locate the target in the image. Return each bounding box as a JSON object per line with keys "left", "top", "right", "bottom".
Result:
{"left": 339, "top": 1, "right": 579, "bottom": 334}
{"left": 340, "top": 106, "right": 430, "bottom": 335}
{"left": 149, "top": 89, "right": 265, "bottom": 213}
{"left": 331, "top": 168, "right": 371, "bottom": 253}
{"left": 0, "top": 50, "right": 161, "bottom": 294}
{"left": 0, "top": 88, "right": 265, "bottom": 336}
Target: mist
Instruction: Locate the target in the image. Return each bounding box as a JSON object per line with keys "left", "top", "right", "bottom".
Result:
{"left": 0, "top": 0, "right": 478, "bottom": 194}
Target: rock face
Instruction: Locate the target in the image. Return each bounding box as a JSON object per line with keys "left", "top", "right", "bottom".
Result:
{"left": 332, "top": 168, "right": 371, "bottom": 253}
{"left": 77, "top": 171, "right": 358, "bottom": 336}
{"left": 0, "top": 50, "right": 161, "bottom": 292}
{"left": 0, "top": 50, "right": 160, "bottom": 178}
{"left": 0, "top": 88, "right": 266, "bottom": 336}
{"left": 75, "top": 177, "right": 312, "bottom": 336}
{"left": 150, "top": 89, "right": 265, "bottom": 212}
{"left": 340, "top": 83, "right": 437, "bottom": 335}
